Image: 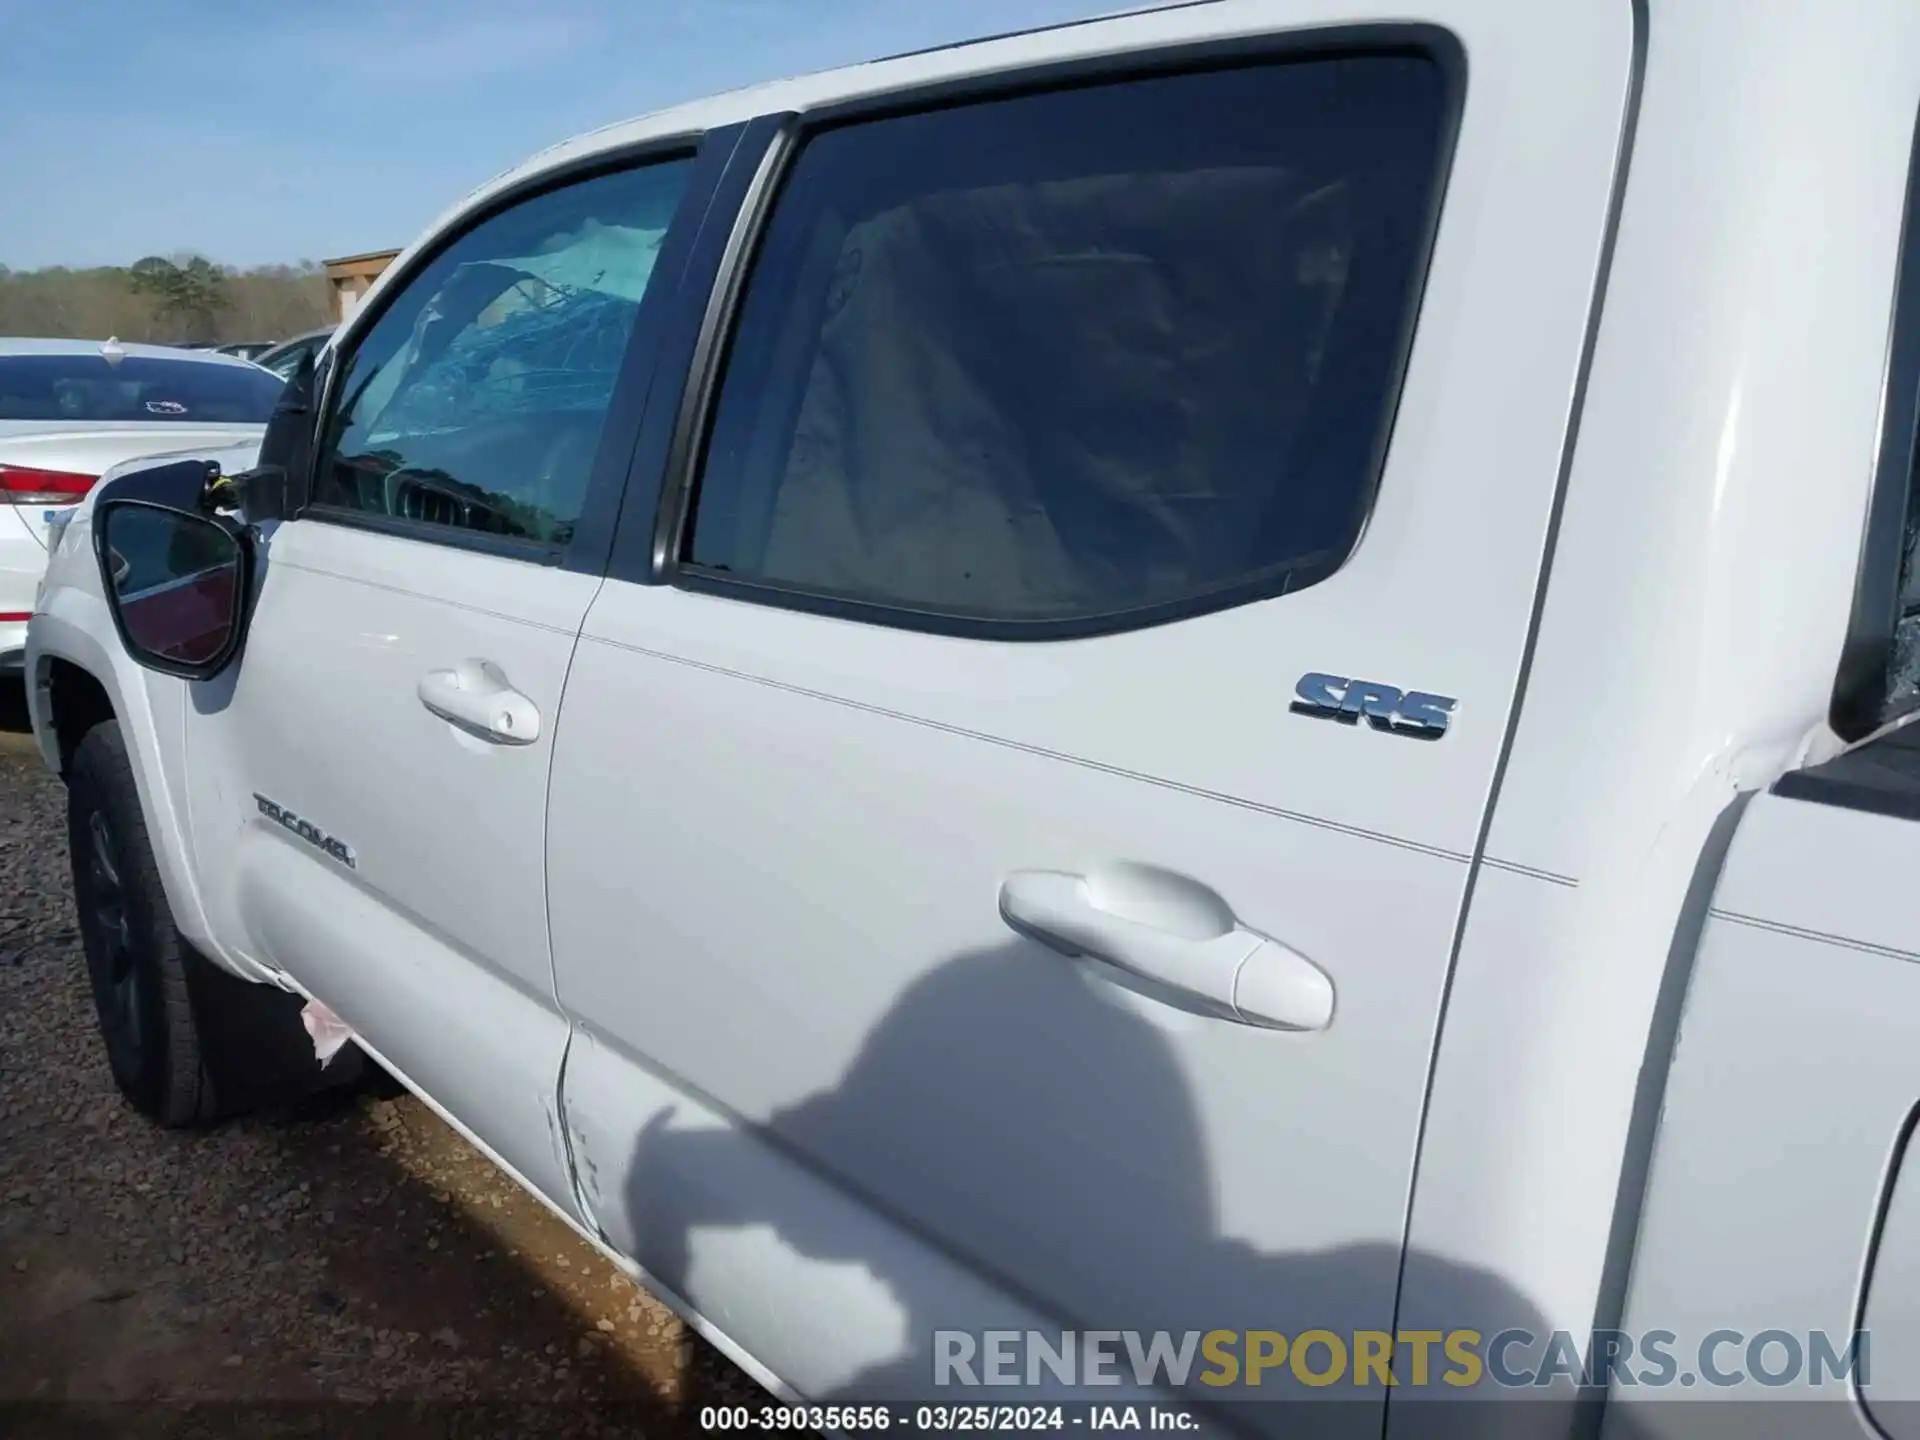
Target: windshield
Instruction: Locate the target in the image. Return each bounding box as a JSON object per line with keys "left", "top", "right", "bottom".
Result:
{"left": 0, "top": 354, "right": 285, "bottom": 424}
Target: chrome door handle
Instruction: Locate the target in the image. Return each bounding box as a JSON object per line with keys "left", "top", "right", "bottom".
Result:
{"left": 999, "top": 865, "right": 1334, "bottom": 1031}
{"left": 417, "top": 659, "right": 540, "bottom": 745}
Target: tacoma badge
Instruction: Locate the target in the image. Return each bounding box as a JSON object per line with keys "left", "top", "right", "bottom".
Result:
{"left": 1290, "top": 672, "right": 1456, "bottom": 740}
{"left": 253, "top": 794, "right": 357, "bottom": 869}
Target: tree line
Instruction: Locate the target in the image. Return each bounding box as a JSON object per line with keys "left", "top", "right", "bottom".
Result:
{"left": 0, "top": 254, "right": 333, "bottom": 346}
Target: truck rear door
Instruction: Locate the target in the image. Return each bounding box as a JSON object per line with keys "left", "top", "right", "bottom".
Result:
{"left": 545, "top": 1, "right": 1640, "bottom": 1428}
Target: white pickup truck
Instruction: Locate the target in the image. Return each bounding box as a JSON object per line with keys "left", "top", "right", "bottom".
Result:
{"left": 24, "top": 1, "right": 1920, "bottom": 1435}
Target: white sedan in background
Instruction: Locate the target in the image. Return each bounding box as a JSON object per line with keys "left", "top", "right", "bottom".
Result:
{"left": 0, "top": 337, "right": 285, "bottom": 674}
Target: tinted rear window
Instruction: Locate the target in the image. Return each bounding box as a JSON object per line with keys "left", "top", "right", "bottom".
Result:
{"left": 0, "top": 355, "right": 285, "bottom": 424}
{"left": 685, "top": 51, "right": 1454, "bottom": 633}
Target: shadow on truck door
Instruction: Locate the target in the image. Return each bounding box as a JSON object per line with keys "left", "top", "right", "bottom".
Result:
{"left": 620, "top": 943, "right": 1647, "bottom": 1440}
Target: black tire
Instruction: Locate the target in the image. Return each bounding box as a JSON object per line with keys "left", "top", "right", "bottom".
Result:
{"left": 68, "top": 720, "right": 221, "bottom": 1126}
{"left": 66, "top": 719, "right": 354, "bottom": 1127}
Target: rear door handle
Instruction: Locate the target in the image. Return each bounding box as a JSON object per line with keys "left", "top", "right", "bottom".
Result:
{"left": 998, "top": 865, "right": 1334, "bottom": 1031}
{"left": 417, "top": 659, "right": 541, "bottom": 745}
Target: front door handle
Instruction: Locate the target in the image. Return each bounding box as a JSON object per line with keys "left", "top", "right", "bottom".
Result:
{"left": 417, "top": 659, "right": 540, "bottom": 745}
{"left": 998, "top": 864, "right": 1334, "bottom": 1031}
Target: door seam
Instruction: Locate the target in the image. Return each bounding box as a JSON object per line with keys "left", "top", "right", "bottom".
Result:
{"left": 1383, "top": 4, "right": 1650, "bottom": 1436}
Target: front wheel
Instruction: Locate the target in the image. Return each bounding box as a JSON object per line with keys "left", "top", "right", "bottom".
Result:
{"left": 65, "top": 719, "right": 363, "bottom": 1127}
{"left": 66, "top": 719, "right": 219, "bottom": 1126}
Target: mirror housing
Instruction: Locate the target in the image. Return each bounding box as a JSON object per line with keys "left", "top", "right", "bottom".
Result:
{"left": 209, "top": 345, "right": 321, "bottom": 524}
{"left": 90, "top": 458, "right": 258, "bottom": 682}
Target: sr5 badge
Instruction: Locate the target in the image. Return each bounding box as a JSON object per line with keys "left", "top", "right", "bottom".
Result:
{"left": 1290, "top": 672, "right": 1456, "bottom": 741}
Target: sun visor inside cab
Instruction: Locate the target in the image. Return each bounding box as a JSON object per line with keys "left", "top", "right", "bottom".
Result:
{"left": 460, "top": 223, "right": 672, "bottom": 304}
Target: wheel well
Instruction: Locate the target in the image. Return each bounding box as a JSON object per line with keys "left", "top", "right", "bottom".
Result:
{"left": 43, "top": 658, "right": 115, "bottom": 775}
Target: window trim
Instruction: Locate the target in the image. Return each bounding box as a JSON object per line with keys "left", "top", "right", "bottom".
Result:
{"left": 297, "top": 126, "right": 730, "bottom": 571}
{"left": 1832, "top": 101, "right": 1920, "bottom": 742}
{"left": 1772, "top": 724, "right": 1920, "bottom": 824}
{"left": 641, "top": 23, "right": 1469, "bottom": 642}
{"left": 868, "top": 0, "right": 1227, "bottom": 68}
{"left": 597, "top": 113, "right": 795, "bottom": 588}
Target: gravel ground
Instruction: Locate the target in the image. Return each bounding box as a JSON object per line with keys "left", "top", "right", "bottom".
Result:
{"left": 0, "top": 700, "right": 769, "bottom": 1438}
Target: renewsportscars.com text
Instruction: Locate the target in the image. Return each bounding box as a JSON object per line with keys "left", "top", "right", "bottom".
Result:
{"left": 933, "top": 1328, "right": 1868, "bottom": 1390}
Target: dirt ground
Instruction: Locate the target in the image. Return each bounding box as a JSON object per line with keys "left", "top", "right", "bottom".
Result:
{"left": 0, "top": 691, "right": 769, "bottom": 1438}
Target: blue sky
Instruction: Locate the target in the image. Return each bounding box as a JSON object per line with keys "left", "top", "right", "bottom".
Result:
{"left": 0, "top": 0, "right": 1112, "bottom": 271}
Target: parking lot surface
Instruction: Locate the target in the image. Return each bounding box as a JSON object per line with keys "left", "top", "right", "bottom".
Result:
{"left": 0, "top": 710, "right": 766, "bottom": 1437}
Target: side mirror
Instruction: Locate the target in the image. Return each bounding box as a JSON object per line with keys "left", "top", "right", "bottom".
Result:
{"left": 210, "top": 346, "right": 321, "bottom": 523}
{"left": 95, "top": 500, "right": 254, "bottom": 681}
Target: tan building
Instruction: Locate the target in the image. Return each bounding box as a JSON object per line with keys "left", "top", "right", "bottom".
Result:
{"left": 322, "top": 249, "right": 401, "bottom": 324}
